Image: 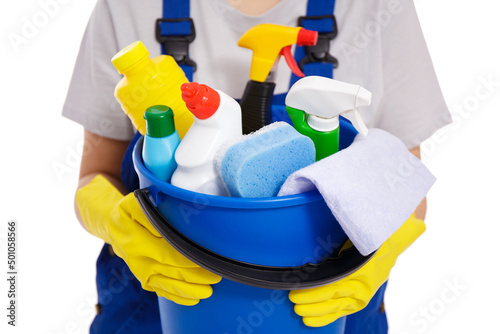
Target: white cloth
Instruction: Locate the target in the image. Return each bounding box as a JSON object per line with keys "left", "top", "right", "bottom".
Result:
{"left": 63, "top": 0, "right": 451, "bottom": 147}
{"left": 278, "top": 129, "right": 436, "bottom": 256}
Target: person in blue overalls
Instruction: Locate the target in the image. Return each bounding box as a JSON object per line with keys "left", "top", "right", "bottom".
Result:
{"left": 64, "top": 0, "right": 452, "bottom": 333}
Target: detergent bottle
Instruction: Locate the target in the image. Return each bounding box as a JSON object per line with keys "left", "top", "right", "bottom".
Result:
{"left": 142, "top": 105, "right": 180, "bottom": 182}
{"left": 286, "top": 76, "right": 372, "bottom": 161}
{"left": 171, "top": 82, "right": 242, "bottom": 196}
{"left": 112, "top": 41, "right": 193, "bottom": 138}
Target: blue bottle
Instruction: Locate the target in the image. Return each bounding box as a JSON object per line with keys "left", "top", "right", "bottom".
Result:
{"left": 142, "top": 105, "right": 181, "bottom": 182}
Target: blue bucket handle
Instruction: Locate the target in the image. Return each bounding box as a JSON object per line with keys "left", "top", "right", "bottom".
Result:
{"left": 135, "top": 187, "right": 375, "bottom": 290}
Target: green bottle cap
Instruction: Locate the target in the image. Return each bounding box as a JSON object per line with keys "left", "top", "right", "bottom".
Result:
{"left": 144, "top": 105, "right": 176, "bottom": 138}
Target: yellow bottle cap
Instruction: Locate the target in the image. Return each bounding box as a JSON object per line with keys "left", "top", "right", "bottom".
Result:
{"left": 112, "top": 41, "right": 150, "bottom": 74}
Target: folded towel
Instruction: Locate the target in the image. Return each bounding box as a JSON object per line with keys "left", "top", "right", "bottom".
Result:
{"left": 278, "top": 128, "right": 435, "bottom": 255}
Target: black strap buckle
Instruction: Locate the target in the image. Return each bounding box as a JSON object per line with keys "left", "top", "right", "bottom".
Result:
{"left": 298, "top": 14, "right": 339, "bottom": 70}
{"left": 155, "top": 18, "right": 197, "bottom": 71}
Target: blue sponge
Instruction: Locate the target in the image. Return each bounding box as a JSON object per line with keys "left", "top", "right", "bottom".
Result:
{"left": 216, "top": 122, "right": 316, "bottom": 198}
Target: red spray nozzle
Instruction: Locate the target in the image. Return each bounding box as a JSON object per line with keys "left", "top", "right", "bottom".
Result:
{"left": 280, "top": 29, "right": 318, "bottom": 78}
{"left": 279, "top": 29, "right": 319, "bottom": 78}
{"left": 297, "top": 29, "right": 318, "bottom": 47}
{"left": 181, "top": 82, "right": 221, "bottom": 120}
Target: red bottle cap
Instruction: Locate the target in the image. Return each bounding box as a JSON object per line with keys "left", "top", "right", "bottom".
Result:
{"left": 297, "top": 29, "right": 318, "bottom": 47}
{"left": 181, "top": 82, "right": 221, "bottom": 120}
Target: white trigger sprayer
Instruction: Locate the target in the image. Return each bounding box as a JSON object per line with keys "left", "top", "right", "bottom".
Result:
{"left": 285, "top": 76, "right": 372, "bottom": 160}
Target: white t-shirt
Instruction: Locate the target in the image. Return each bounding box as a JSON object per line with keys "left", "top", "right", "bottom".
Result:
{"left": 63, "top": 0, "right": 451, "bottom": 149}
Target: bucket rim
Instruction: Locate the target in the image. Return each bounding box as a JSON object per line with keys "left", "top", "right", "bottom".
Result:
{"left": 133, "top": 137, "right": 323, "bottom": 209}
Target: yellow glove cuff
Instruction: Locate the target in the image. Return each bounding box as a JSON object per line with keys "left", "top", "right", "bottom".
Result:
{"left": 382, "top": 214, "right": 426, "bottom": 256}
{"left": 76, "top": 174, "right": 123, "bottom": 242}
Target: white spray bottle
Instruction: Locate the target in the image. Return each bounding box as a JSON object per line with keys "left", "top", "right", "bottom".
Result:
{"left": 285, "top": 76, "right": 372, "bottom": 161}
{"left": 171, "top": 82, "right": 242, "bottom": 196}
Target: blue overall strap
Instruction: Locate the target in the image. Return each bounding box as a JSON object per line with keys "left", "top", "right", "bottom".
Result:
{"left": 156, "top": 0, "right": 196, "bottom": 81}
{"left": 289, "top": 0, "right": 338, "bottom": 87}
{"left": 274, "top": 0, "right": 337, "bottom": 123}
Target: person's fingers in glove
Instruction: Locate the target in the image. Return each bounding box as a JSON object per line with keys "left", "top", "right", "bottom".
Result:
{"left": 289, "top": 215, "right": 425, "bottom": 327}
{"left": 137, "top": 259, "right": 222, "bottom": 285}
{"left": 151, "top": 289, "right": 204, "bottom": 307}
{"left": 294, "top": 297, "right": 359, "bottom": 316}
{"left": 76, "top": 174, "right": 222, "bottom": 306}
{"left": 148, "top": 274, "right": 217, "bottom": 305}
{"left": 296, "top": 298, "right": 361, "bottom": 327}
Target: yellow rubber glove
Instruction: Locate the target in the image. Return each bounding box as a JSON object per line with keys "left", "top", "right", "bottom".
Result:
{"left": 289, "top": 215, "right": 425, "bottom": 327}
{"left": 76, "top": 175, "right": 222, "bottom": 306}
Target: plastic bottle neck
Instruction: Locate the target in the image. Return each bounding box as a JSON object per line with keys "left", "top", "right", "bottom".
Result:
{"left": 122, "top": 57, "right": 156, "bottom": 77}
{"left": 307, "top": 115, "right": 340, "bottom": 132}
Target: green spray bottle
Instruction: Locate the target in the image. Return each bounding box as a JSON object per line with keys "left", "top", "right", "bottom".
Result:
{"left": 285, "top": 76, "right": 372, "bottom": 161}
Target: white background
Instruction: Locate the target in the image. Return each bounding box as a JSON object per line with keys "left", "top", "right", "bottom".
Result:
{"left": 0, "top": 0, "right": 498, "bottom": 333}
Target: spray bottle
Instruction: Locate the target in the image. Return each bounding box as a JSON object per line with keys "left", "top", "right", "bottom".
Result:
{"left": 142, "top": 105, "right": 180, "bottom": 182}
{"left": 285, "top": 76, "right": 372, "bottom": 161}
{"left": 112, "top": 41, "right": 193, "bottom": 138}
{"left": 237, "top": 24, "right": 318, "bottom": 134}
{"left": 171, "top": 82, "right": 242, "bottom": 196}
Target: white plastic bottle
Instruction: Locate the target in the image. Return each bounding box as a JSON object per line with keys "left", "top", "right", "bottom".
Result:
{"left": 171, "top": 82, "right": 242, "bottom": 196}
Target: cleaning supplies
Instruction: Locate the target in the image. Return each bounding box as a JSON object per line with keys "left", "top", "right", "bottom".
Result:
{"left": 170, "top": 82, "right": 242, "bottom": 196}
{"left": 112, "top": 41, "right": 193, "bottom": 138}
{"left": 133, "top": 126, "right": 351, "bottom": 334}
{"left": 286, "top": 76, "right": 372, "bottom": 161}
{"left": 278, "top": 128, "right": 436, "bottom": 255}
{"left": 237, "top": 24, "right": 318, "bottom": 134}
{"left": 142, "top": 105, "right": 180, "bottom": 182}
{"left": 215, "top": 122, "right": 315, "bottom": 198}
